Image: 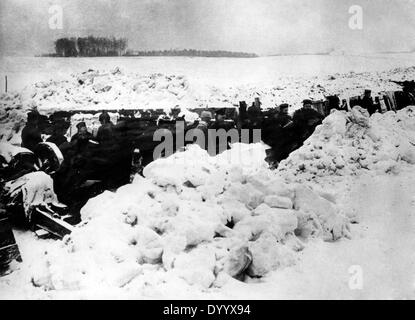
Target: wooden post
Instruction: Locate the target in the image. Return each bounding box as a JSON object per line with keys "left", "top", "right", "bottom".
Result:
{"left": 5, "top": 76, "right": 7, "bottom": 93}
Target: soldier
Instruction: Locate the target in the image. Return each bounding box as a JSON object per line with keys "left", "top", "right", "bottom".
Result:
{"left": 199, "top": 110, "right": 213, "bottom": 128}
{"left": 96, "top": 111, "right": 115, "bottom": 144}
{"left": 21, "top": 111, "right": 43, "bottom": 152}
{"left": 326, "top": 95, "right": 341, "bottom": 114}
{"left": 360, "top": 89, "right": 376, "bottom": 115}
{"left": 191, "top": 110, "right": 212, "bottom": 150}
{"left": 46, "top": 121, "right": 68, "bottom": 148}
{"left": 275, "top": 104, "right": 293, "bottom": 128}
{"left": 292, "top": 99, "right": 324, "bottom": 140}
{"left": 70, "top": 121, "right": 93, "bottom": 143}
{"left": 210, "top": 108, "right": 232, "bottom": 130}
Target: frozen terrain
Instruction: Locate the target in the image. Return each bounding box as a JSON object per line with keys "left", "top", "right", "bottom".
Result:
{"left": 1, "top": 106, "right": 415, "bottom": 299}
{"left": 0, "top": 54, "right": 414, "bottom": 299}
{"left": 2, "top": 54, "right": 415, "bottom": 91}
{"left": 1, "top": 54, "right": 415, "bottom": 145}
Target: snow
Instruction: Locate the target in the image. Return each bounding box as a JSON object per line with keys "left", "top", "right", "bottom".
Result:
{"left": 0, "top": 142, "right": 351, "bottom": 297}
{"left": 0, "top": 142, "right": 32, "bottom": 163}
{"left": 1, "top": 153, "right": 415, "bottom": 299}
{"left": 4, "top": 165, "right": 414, "bottom": 299}
{"left": 4, "top": 171, "right": 61, "bottom": 220}
{"left": 1, "top": 55, "right": 415, "bottom": 299}
{"left": 1, "top": 54, "right": 415, "bottom": 144}
{"left": 278, "top": 106, "right": 415, "bottom": 181}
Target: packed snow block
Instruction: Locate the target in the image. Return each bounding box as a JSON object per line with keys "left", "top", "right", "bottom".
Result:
{"left": 165, "top": 201, "right": 223, "bottom": 246}
{"left": 108, "top": 262, "right": 142, "bottom": 288}
{"left": 319, "top": 111, "right": 347, "bottom": 138}
{"left": 218, "top": 198, "right": 251, "bottom": 223}
{"left": 371, "top": 160, "right": 398, "bottom": 174}
{"left": 130, "top": 226, "right": 163, "bottom": 264}
{"left": 399, "top": 141, "right": 415, "bottom": 164}
{"left": 293, "top": 185, "right": 350, "bottom": 241}
{"left": 264, "top": 195, "right": 293, "bottom": 209}
{"left": 92, "top": 80, "right": 112, "bottom": 93}
{"left": 225, "top": 166, "right": 244, "bottom": 183}
{"left": 349, "top": 106, "right": 370, "bottom": 127}
{"left": 221, "top": 244, "right": 252, "bottom": 279}
{"left": 215, "top": 143, "right": 269, "bottom": 175}
{"left": 173, "top": 245, "right": 216, "bottom": 288}
{"left": 143, "top": 145, "right": 213, "bottom": 188}
{"left": 161, "top": 234, "right": 187, "bottom": 270}
{"left": 223, "top": 182, "right": 264, "bottom": 210}
{"left": 195, "top": 175, "right": 227, "bottom": 201}
{"left": 294, "top": 210, "right": 322, "bottom": 239}
{"left": 233, "top": 208, "right": 297, "bottom": 241}
{"left": 265, "top": 178, "right": 295, "bottom": 199}
{"left": 247, "top": 233, "right": 296, "bottom": 277}
{"left": 245, "top": 174, "right": 272, "bottom": 195}
{"left": 312, "top": 187, "right": 337, "bottom": 204}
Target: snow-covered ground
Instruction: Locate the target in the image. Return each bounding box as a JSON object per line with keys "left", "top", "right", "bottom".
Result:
{"left": 0, "top": 55, "right": 414, "bottom": 299}
{"left": 2, "top": 54, "right": 415, "bottom": 91}
{"left": 1, "top": 54, "right": 415, "bottom": 145}
{"left": 1, "top": 106, "right": 415, "bottom": 300}
{"left": 212, "top": 168, "right": 415, "bottom": 300}
{"left": 2, "top": 168, "right": 414, "bottom": 299}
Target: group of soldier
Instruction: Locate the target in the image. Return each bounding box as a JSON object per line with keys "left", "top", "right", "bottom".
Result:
{"left": 22, "top": 111, "right": 114, "bottom": 153}
{"left": 15, "top": 86, "right": 413, "bottom": 221}
{"left": 17, "top": 90, "right": 375, "bottom": 186}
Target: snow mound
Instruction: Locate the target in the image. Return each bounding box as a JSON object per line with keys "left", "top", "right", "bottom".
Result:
{"left": 4, "top": 171, "right": 61, "bottom": 220}
{"left": 2, "top": 65, "right": 414, "bottom": 145}
{"left": 0, "top": 142, "right": 32, "bottom": 163}
{"left": 28, "top": 143, "right": 350, "bottom": 291}
{"left": 0, "top": 69, "right": 198, "bottom": 143}
{"left": 278, "top": 106, "right": 415, "bottom": 181}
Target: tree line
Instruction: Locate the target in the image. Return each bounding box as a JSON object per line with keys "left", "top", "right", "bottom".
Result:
{"left": 49, "top": 36, "right": 257, "bottom": 58}
{"left": 125, "top": 49, "right": 258, "bottom": 58}
{"left": 54, "top": 36, "right": 128, "bottom": 57}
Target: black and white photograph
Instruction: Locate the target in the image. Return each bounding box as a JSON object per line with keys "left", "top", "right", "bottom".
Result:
{"left": 0, "top": 0, "right": 415, "bottom": 302}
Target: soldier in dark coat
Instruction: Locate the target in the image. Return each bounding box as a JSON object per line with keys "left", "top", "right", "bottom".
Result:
{"left": 326, "top": 95, "right": 341, "bottom": 114}
{"left": 70, "top": 121, "right": 93, "bottom": 144}
{"left": 292, "top": 99, "right": 324, "bottom": 140}
{"left": 96, "top": 112, "right": 115, "bottom": 144}
{"left": 360, "top": 90, "right": 377, "bottom": 115}
{"left": 21, "top": 111, "right": 43, "bottom": 152}
{"left": 46, "top": 121, "right": 68, "bottom": 148}
{"left": 275, "top": 104, "right": 293, "bottom": 128}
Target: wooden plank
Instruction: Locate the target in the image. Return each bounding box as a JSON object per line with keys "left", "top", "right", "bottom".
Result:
{"left": 32, "top": 208, "right": 74, "bottom": 239}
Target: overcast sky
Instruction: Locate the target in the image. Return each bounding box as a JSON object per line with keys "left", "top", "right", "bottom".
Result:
{"left": 1, "top": 0, "right": 414, "bottom": 56}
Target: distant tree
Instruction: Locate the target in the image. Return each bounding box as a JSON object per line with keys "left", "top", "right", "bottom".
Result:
{"left": 54, "top": 36, "right": 128, "bottom": 57}
{"left": 123, "top": 48, "right": 258, "bottom": 58}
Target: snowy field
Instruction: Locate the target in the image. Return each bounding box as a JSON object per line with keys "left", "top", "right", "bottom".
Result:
{"left": 2, "top": 53, "right": 415, "bottom": 91}
{"left": 3, "top": 162, "right": 415, "bottom": 300}
{"left": 1, "top": 54, "right": 415, "bottom": 145}
{"left": 0, "top": 54, "right": 415, "bottom": 300}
